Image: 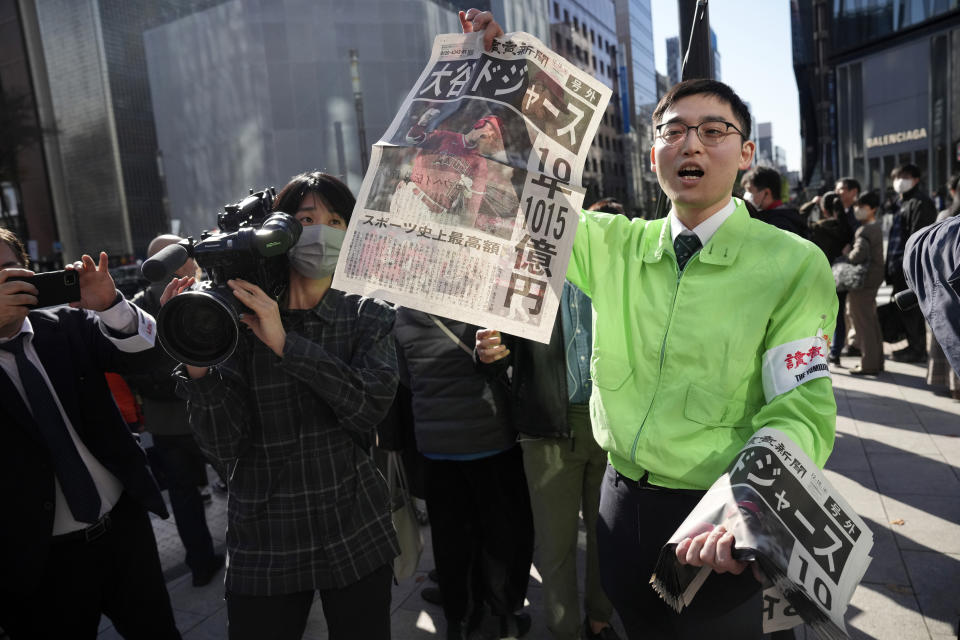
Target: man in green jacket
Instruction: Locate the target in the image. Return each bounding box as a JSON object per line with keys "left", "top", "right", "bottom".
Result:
{"left": 466, "top": 10, "right": 837, "bottom": 639}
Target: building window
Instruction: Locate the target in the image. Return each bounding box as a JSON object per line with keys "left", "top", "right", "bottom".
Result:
{"left": 566, "top": 38, "right": 572, "bottom": 53}
{"left": 599, "top": 60, "right": 604, "bottom": 74}
{"left": 574, "top": 16, "right": 579, "bottom": 31}
{"left": 592, "top": 56, "right": 597, "bottom": 70}
{"left": 554, "top": 1, "right": 559, "bottom": 19}
{"left": 564, "top": 9, "right": 569, "bottom": 23}
{"left": 590, "top": 29, "right": 595, "bottom": 44}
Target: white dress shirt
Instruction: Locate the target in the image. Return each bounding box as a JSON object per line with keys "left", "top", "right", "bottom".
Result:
{"left": 0, "top": 300, "right": 156, "bottom": 535}
{"left": 669, "top": 196, "right": 738, "bottom": 245}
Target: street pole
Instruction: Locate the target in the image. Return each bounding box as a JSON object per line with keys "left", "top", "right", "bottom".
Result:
{"left": 348, "top": 49, "right": 369, "bottom": 172}
{"left": 678, "top": 0, "right": 712, "bottom": 81}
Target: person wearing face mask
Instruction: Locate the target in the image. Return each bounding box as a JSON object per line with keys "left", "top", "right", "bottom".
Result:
{"left": 885, "top": 164, "right": 938, "bottom": 362}
{"left": 844, "top": 192, "right": 885, "bottom": 375}
{"left": 172, "top": 171, "right": 400, "bottom": 640}
{"left": 123, "top": 234, "right": 225, "bottom": 588}
{"left": 740, "top": 166, "right": 807, "bottom": 238}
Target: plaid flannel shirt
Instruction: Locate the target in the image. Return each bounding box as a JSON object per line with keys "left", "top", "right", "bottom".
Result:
{"left": 176, "top": 289, "right": 399, "bottom": 595}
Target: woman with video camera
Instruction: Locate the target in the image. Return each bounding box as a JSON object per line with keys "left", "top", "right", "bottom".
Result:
{"left": 173, "top": 172, "right": 399, "bottom": 640}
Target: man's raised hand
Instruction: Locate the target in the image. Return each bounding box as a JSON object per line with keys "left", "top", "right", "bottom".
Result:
{"left": 459, "top": 9, "right": 503, "bottom": 52}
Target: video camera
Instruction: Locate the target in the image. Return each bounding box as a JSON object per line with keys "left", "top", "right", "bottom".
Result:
{"left": 142, "top": 188, "right": 302, "bottom": 367}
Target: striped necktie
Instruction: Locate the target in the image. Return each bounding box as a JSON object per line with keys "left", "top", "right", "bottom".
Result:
{"left": 674, "top": 233, "right": 702, "bottom": 271}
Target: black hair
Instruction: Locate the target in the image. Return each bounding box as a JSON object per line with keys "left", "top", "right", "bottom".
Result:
{"left": 273, "top": 171, "right": 356, "bottom": 224}
{"left": 893, "top": 164, "right": 922, "bottom": 180}
{"left": 0, "top": 227, "right": 28, "bottom": 267}
{"left": 821, "top": 192, "right": 841, "bottom": 218}
{"left": 587, "top": 197, "right": 625, "bottom": 216}
{"left": 856, "top": 191, "right": 880, "bottom": 210}
{"left": 652, "top": 79, "right": 752, "bottom": 140}
{"left": 837, "top": 177, "right": 861, "bottom": 193}
{"left": 741, "top": 166, "right": 781, "bottom": 198}
{"left": 948, "top": 172, "right": 960, "bottom": 193}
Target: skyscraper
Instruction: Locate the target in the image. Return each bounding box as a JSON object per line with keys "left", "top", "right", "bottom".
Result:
{"left": 17, "top": 0, "right": 227, "bottom": 258}
{"left": 791, "top": 0, "right": 960, "bottom": 192}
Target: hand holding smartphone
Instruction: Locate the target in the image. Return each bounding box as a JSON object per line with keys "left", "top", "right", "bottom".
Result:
{"left": 7, "top": 270, "right": 82, "bottom": 308}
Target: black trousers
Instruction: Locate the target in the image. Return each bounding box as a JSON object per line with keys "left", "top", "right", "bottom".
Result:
{"left": 152, "top": 433, "right": 217, "bottom": 576}
{"left": 226, "top": 563, "right": 393, "bottom": 640}
{"left": 424, "top": 445, "right": 534, "bottom": 626}
{"left": 0, "top": 493, "right": 180, "bottom": 640}
{"left": 831, "top": 291, "right": 848, "bottom": 357}
{"left": 597, "top": 465, "right": 763, "bottom": 640}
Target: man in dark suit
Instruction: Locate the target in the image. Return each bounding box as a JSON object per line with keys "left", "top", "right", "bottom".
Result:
{"left": 0, "top": 228, "right": 185, "bottom": 639}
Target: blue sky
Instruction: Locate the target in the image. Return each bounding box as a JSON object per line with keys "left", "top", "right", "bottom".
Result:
{"left": 650, "top": 0, "right": 802, "bottom": 172}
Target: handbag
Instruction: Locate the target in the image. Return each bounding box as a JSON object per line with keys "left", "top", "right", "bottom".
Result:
{"left": 832, "top": 258, "right": 869, "bottom": 292}
{"left": 386, "top": 449, "right": 423, "bottom": 580}
{"left": 877, "top": 301, "right": 907, "bottom": 344}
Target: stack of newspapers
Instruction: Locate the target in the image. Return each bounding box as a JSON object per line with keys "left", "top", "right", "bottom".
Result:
{"left": 650, "top": 427, "right": 874, "bottom": 639}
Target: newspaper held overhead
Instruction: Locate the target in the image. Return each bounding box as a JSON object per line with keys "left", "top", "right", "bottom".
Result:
{"left": 332, "top": 30, "right": 611, "bottom": 343}
{"left": 650, "top": 427, "right": 874, "bottom": 640}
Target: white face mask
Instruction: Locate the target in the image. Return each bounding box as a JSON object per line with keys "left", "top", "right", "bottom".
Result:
{"left": 893, "top": 177, "right": 915, "bottom": 194}
{"left": 742, "top": 191, "right": 755, "bottom": 205}
{"left": 854, "top": 207, "right": 872, "bottom": 222}
{"left": 288, "top": 224, "right": 346, "bottom": 279}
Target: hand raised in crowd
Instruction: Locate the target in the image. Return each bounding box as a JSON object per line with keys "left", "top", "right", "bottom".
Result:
{"left": 458, "top": 8, "right": 504, "bottom": 52}
{"left": 476, "top": 328, "right": 509, "bottom": 363}
{"left": 0, "top": 267, "right": 38, "bottom": 331}
{"left": 67, "top": 252, "right": 119, "bottom": 311}
{"left": 228, "top": 278, "right": 286, "bottom": 357}
{"left": 159, "top": 275, "right": 195, "bottom": 307}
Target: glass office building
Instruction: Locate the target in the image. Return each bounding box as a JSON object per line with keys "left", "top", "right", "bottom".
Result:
{"left": 792, "top": 0, "right": 960, "bottom": 194}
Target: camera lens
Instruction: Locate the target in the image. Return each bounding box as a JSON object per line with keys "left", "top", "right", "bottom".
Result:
{"left": 157, "top": 287, "right": 240, "bottom": 367}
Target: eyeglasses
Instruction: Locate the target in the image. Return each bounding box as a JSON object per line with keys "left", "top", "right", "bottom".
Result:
{"left": 655, "top": 120, "right": 745, "bottom": 146}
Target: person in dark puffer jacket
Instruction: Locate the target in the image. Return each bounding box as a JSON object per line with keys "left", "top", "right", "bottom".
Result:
{"left": 395, "top": 309, "right": 533, "bottom": 640}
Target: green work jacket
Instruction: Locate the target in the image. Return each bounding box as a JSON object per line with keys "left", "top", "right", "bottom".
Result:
{"left": 567, "top": 199, "right": 838, "bottom": 489}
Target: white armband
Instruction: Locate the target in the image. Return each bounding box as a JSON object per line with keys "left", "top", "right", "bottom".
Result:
{"left": 762, "top": 330, "right": 832, "bottom": 402}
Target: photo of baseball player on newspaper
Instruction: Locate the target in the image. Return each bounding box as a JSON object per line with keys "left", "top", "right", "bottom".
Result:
{"left": 364, "top": 101, "right": 528, "bottom": 241}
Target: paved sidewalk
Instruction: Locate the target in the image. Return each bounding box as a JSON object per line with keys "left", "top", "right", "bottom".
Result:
{"left": 97, "top": 346, "right": 960, "bottom": 639}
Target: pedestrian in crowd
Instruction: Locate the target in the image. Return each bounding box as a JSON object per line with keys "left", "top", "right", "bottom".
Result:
{"left": 740, "top": 165, "right": 807, "bottom": 237}
{"left": 834, "top": 177, "right": 863, "bottom": 356}
{"left": 173, "top": 172, "right": 399, "bottom": 640}
{"left": 124, "top": 234, "right": 225, "bottom": 588}
{"left": 844, "top": 191, "right": 885, "bottom": 375}
{"left": 0, "top": 228, "right": 182, "bottom": 639}
{"left": 464, "top": 10, "right": 838, "bottom": 640}
{"left": 476, "top": 276, "right": 621, "bottom": 640}
{"left": 926, "top": 173, "right": 960, "bottom": 398}
{"left": 395, "top": 309, "right": 534, "bottom": 640}
{"left": 885, "top": 164, "right": 938, "bottom": 363}
{"left": 834, "top": 177, "right": 862, "bottom": 233}
{"left": 808, "top": 191, "right": 854, "bottom": 365}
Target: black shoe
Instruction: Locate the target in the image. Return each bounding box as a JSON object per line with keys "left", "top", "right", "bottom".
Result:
{"left": 192, "top": 553, "right": 225, "bottom": 587}
{"left": 428, "top": 568, "right": 439, "bottom": 583}
{"left": 841, "top": 346, "right": 861, "bottom": 357}
{"left": 828, "top": 354, "right": 841, "bottom": 365}
{"left": 582, "top": 617, "right": 622, "bottom": 640}
{"left": 421, "top": 586, "right": 443, "bottom": 606}
{"left": 891, "top": 349, "right": 926, "bottom": 363}
{"left": 498, "top": 612, "right": 531, "bottom": 639}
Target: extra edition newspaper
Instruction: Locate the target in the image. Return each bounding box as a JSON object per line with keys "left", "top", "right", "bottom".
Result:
{"left": 332, "top": 30, "right": 611, "bottom": 342}
{"left": 650, "top": 427, "right": 874, "bottom": 639}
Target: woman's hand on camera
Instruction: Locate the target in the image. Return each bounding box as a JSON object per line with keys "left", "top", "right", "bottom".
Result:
{"left": 160, "top": 276, "right": 195, "bottom": 307}
{"left": 229, "top": 278, "right": 286, "bottom": 357}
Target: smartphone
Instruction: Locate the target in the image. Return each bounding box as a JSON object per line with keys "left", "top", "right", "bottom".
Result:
{"left": 9, "top": 270, "right": 82, "bottom": 309}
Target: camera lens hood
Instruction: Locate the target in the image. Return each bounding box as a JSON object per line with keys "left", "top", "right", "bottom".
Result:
{"left": 157, "top": 288, "right": 240, "bottom": 367}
